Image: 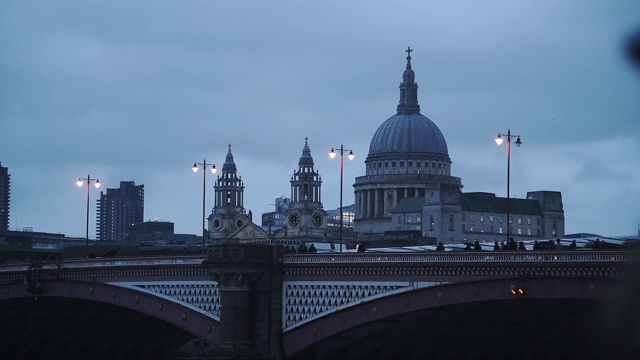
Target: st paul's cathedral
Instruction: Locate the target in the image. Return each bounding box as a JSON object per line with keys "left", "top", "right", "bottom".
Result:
{"left": 206, "top": 48, "right": 565, "bottom": 247}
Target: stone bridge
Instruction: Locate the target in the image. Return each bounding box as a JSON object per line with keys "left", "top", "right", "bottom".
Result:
{"left": 0, "top": 245, "right": 639, "bottom": 360}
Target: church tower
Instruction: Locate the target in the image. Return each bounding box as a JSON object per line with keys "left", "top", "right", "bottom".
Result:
{"left": 208, "top": 144, "right": 251, "bottom": 241}
{"left": 284, "top": 137, "right": 327, "bottom": 242}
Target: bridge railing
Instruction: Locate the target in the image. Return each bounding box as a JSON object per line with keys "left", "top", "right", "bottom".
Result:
{"left": 1, "top": 251, "right": 638, "bottom": 274}
{"left": 0, "top": 255, "right": 207, "bottom": 273}
{"left": 283, "top": 250, "right": 640, "bottom": 264}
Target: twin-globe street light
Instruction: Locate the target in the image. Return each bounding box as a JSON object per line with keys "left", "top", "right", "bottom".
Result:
{"left": 329, "top": 145, "right": 354, "bottom": 253}
{"left": 77, "top": 175, "right": 100, "bottom": 258}
{"left": 193, "top": 160, "right": 217, "bottom": 248}
{"left": 495, "top": 130, "right": 522, "bottom": 243}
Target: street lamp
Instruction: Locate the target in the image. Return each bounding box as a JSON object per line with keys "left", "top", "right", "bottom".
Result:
{"left": 495, "top": 130, "right": 522, "bottom": 244}
{"left": 193, "top": 160, "right": 217, "bottom": 248}
{"left": 329, "top": 145, "right": 354, "bottom": 253}
{"left": 77, "top": 175, "right": 100, "bottom": 258}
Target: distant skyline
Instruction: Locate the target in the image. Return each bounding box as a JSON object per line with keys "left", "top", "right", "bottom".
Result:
{"left": 1, "top": 1, "right": 639, "bottom": 238}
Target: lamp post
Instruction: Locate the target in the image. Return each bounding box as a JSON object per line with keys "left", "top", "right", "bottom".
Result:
{"left": 329, "top": 145, "right": 354, "bottom": 253}
{"left": 193, "top": 160, "right": 217, "bottom": 248}
{"left": 77, "top": 175, "right": 100, "bottom": 258}
{"left": 495, "top": 130, "right": 522, "bottom": 244}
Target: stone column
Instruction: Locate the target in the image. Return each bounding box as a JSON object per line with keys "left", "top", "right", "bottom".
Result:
{"left": 202, "top": 244, "right": 284, "bottom": 359}
{"left": 209, "top": 270, "right": 261, "bottom": 343}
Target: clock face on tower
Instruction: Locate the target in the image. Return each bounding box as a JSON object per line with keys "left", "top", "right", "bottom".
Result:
{"left": 288, "top": 212, "right": 299, "bottom": 228}
{"left": 312, "top": 212, "right": 324, "bottom": 227}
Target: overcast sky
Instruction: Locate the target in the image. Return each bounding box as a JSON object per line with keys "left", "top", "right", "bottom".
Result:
{"left": 1, "top": 1, "right": 639, "bottom": 239}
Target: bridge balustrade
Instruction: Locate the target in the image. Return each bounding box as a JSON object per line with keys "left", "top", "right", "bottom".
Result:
{"left": 1, "top": 251, "right": 636, "bottom": 274}
{"left": 0, "top": 255, "right": 207, "bottom": 273}
{"left": 283, "top": 250, "right": 640, "bottom": 264}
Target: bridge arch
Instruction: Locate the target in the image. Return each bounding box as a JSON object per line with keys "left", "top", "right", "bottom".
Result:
{"left": 283, "top": 277, "right": 620, "bottom": 359}
{"left": 0, "top": 279, "right": 220, "bottom": 359}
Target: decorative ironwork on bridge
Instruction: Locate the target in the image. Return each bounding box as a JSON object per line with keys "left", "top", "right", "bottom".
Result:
{"left": 281, "top": 251, "right": 639, "bottom": 330}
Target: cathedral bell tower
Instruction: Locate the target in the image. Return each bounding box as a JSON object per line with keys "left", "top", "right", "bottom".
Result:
{"left": 284, "top": 137, "right": 326, "bottom": 241}
{"left": 208, "top": 144, "right": 251, "bottom": 242}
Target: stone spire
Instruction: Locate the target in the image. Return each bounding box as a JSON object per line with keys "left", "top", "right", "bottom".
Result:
{"left": 396, "top": 46, "right": 421, "bottom": 114}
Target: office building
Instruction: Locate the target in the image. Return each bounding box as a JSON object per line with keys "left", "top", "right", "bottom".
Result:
{"left": 96, "top": 181, "right": 144, "bottom": 243}
{"left": 0, "top": 163, "right": 9, "bottom": 231}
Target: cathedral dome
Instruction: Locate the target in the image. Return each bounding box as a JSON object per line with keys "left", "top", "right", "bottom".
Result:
{"left": 369, "top": 113, "right": 448, "bottom": 156}
{"left": 368, "top": 47, "right": 448, "bottom": 158}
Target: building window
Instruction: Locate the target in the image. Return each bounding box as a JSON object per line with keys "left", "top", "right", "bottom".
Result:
{"left": 537, "top": 228, "right": 541, "bottom": 236}
{"left": 462, "top": 213, "right": 466, "bottom": 221}
{"left": 527, "top": 228, "right": 532, "bottom": 235}
{"left": 429, "top": 215, "right": 434, "bottom": 231}
{"left": 517, "top": 227, "right": 522, "bottom": 235}
{"left": 449, "top": 215, "right": 454, "bottom": 231}
{"left": 527, "top": 217, "right": 531, "bottom": 225}
{"left": 392, "top": 161, "right": 396, "bottom": 167}
{"left": 385, "top": 162, "right": 389, "bottom": 168}
{"left": 408, "top": 161, "right": 413, "bottom": 167}
{"left": 470, "top": 224, "right": 475, "bottom": 232}
{"left": 470, "top": 214, "right": 475, "bottom": 222}
{"left": 398, "top": 215, "right": 402, "bottom": 224}
{"left": 480, "top": 225, "right": 485, "bottom": 233}
{"left": 417, "top": 161, "right": 421, "bottom": 167}
{"left": 552, "top": 221, "right": 557, "bottom": 236}
{"left": 517, "top": 217, "right": 522, "bottom": 225}
{"left": 537, "top": 218, "right": 541, "bottom": 226}
{"left": 489, "top": 215, "right": 494, "bottom": 223}
{"left": 490, "top": 225, "right": 494, "bottom": 233}
{"left": 499, "top": 226, "right": 503, "bottom": 234}
{"left": 499, "top": 216, "right": 504, "bottom": 224}
{"left": 480, "top": 215, "right": 484, "bottom": 222}
{"left": 406, "top": 215, "right": 412, "bottom": 223}
{"left": 416, "top": 215, "right": 421, "bottom": 223}
{"left": 400, "top": 161, "right": 404, "bottom": 167}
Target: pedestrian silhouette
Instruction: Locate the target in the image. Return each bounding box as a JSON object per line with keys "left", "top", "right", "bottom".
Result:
{"left": 436, "top": 242, "right": 445, "bottom": 251}
{"left": 473, "top": 240, "right": 482, "bottom": 251}
{"left": 308, "top": 243, "right": 317, "bottom": 253}
{"left": 593, "top": 238, "right": 602, "bottom": 249}
{"left": 493, "top": 241, "right": 500, "bottom": 251}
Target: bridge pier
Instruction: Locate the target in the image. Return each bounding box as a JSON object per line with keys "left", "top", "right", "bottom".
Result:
{"left": 212, "top": 270, "right": 262, "bottom": 342}
{"left": 203, "top": 244, "right": 284, "bottom": 360}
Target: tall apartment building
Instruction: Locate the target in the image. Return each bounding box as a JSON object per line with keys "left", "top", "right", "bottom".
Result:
{"left": 0, "top": 162, "right": 9, "bottom": 231}
{"left": 96, "top": 181, "right": 144, "bottom": 243}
